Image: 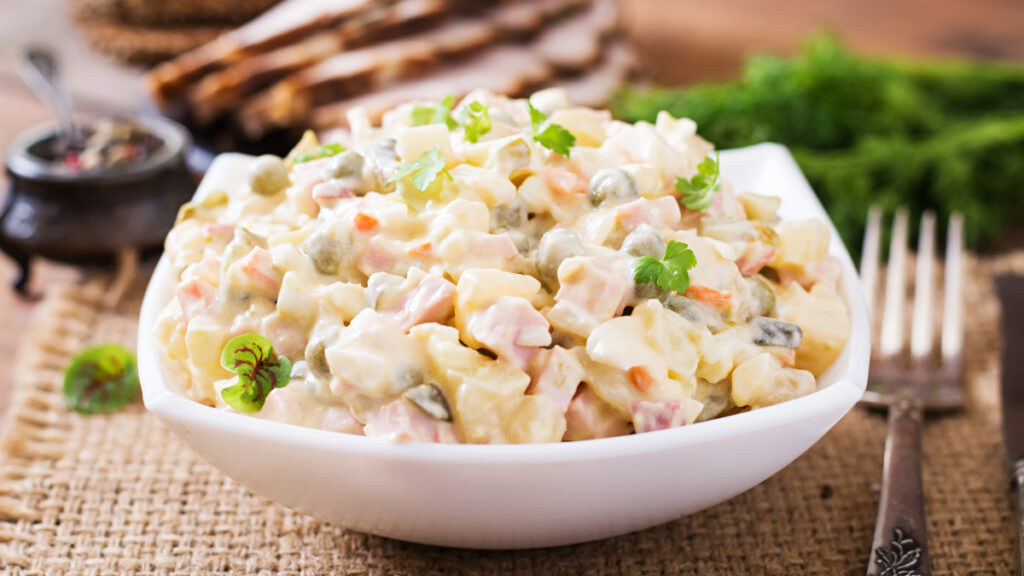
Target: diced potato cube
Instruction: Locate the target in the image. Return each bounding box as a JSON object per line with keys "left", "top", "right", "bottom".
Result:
{"left": 773, "top": 219, "right": 830, "bottom": 267}
{"left": 503, "top": 395, "right": 567, "bottom": 443}
{"left": 549, "top": 108, "right": 605, "bottom": 147}
{"left": 321, "top": 282, "right": 369, "bottom": 323}
{"left": 397, "top": 124, "right": 453, "bottom": 164}
{"left": 445, "top": 164, "right": 516, "bottom": 206}
{"left": 276, "top": 271, "right": 317, "bottom": 326}
{"left": 775, "top": 282, "right": 850, "bottom": 374}
{"left": 455, "top": 268, "right": 541, "bottom": 334}
{"left": 738, "top": 193, "right": 781, "bottom": 222}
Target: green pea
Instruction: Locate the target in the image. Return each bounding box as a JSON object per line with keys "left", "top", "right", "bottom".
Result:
{"left": 249, "top": 155, "right": 290, "bottom": 196}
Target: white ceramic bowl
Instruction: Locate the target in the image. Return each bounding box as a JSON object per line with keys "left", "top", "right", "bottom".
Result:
{"left": 138, "top": 143, "right": 870, "bottom": 549}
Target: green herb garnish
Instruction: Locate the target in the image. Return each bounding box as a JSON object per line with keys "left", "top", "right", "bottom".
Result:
{"left": 675, "top": 152, "right": 721, "bottom": 211}
{"left": 293, "top": 143, "right": 346, "bottom": 164}
{"left": 461, "top": 101, "right": 492, "bottom": 143}
{"left": 528, "top": 102, "right": 576, "bottom": 157}
{"left": 411, "top": 96, "right": 459, "bottom": 130}
{"left": 63, "top": 344, "right": 139, "bottom": 414}
{"left": 632, "top": 240, "right": 698, "bottom": 294}
{"left": 220, "top": 334, "right": 291, "bottom": 413}
{"left": 387, "top": 146, "right": 453, "bottom": 191}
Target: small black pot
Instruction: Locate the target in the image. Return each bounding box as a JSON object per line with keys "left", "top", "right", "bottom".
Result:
{"left": 1, "top": 116, "right": 194, "bottom": 295}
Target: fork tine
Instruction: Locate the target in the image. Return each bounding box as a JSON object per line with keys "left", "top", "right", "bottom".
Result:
{"left": 860, "top": 206, "right": 883, "bottom": 321}
{"left": 910, "top": 211, "right": 936, "bottom": 360}
{"left": 880, "top": 208, "right": 909, "bottom": 357}
{"left": 941, "top": 212, "right": 964, "bottom": 362}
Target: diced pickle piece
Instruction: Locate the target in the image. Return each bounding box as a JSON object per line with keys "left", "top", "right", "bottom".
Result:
{"left": 746, "top": 276, "right": 776, "bottom": 317}
{"left": 304, "top": 339, "right": 330, "bottom": 379}
{"left": 325, "top": 150, "right": 364, "bottom": 181}
{"left": 402, "top": 383, "right": 453, "bottom": 421}
{"left": 749, "top": 316, "right": 802, "bottom": 348}
{"left": 238, "top": 226, "right": 268, "bottom": 248}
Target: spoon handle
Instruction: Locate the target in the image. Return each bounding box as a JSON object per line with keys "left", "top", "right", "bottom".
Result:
{"left": 19, "top": 46, "right": 79, "bottom": 150}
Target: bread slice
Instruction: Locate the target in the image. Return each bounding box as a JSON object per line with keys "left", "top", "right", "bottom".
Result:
{"left": 187, "top": 0, "right": 451, "bottom": 124}
{"left": 74, "top": 9, "right": 228, "bottom": 66}
{"left": 148, "top": 0, "right": 379, "bottom": 105}
{"left": 309, "top": 46, "right": 554, "bottom": 129}
{"left": 555, "top": 41, "right": 635, "bottom": 108}
{"left": 236, "top": 0, "right": 589, "bottom": 137}
{"left": 75, "top": 0, "right": 278, "bottom": 27}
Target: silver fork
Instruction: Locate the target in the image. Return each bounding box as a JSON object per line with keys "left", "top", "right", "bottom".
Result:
{"left": 858, "top": 207, "right": 965, "bottom": 576}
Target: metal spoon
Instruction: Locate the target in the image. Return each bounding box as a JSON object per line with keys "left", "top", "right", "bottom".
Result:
{"left": 19, "top": 46, "right": 81, "bottom": 153}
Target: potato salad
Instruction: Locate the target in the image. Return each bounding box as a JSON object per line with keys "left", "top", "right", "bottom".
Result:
{"left": 155, "top": 88, "right": 851, "bottom": 444}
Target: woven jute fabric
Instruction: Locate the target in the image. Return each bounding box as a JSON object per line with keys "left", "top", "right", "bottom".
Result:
{"left": 0, "top": 254, "right": 1020, "bottom": 575}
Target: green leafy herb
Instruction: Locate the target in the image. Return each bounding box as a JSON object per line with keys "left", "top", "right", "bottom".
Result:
{"left": 527, "top": 102, "right": 576, "bottom": 157}
{"left": 220, "top": 334, "right": 292, "bottom": 413}
{"left": 675, "top": 152, "right": 721, "bottom": 211}
{"left": 612, "top": 33, "right": 1024, "bottom": 251}
{"left": 632, "top": 240, "right": 698, "bottom": 294}
{"left": 63, "top": 344, "right": 139, "bottom": 414}
{"left": 293, "top": 143, "right": 346, "bottom": 164}
{"left": 411, "top": 96, "right": 459, "bottom": 130}
{"left": 461, "top": 101, "right": 492, "bottom": 143}
{"left": 387, "top": 146, "right": 453, "bottom": 191}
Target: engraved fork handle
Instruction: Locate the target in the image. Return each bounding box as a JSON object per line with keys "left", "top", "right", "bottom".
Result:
{"left": 867, "top": 398, "right": 931, "bottom": 576}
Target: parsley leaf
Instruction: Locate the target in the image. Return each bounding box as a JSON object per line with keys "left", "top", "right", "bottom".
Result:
{"left": 527, "top": 102, "right": 576, "bottom": 157}
{"left": 675, "top": 152, "right": 721, "bottom": 211}
{"left": 293, "top": 143, "right": 346, "bottom": 164}
{"left": 387, "top": 146, "right": 453, "bottom": 191}
{"left": 63, "top": 344, "right": 139, "bottom": 414}
{"left": 410, "top": 96, "right": 458, "bottom": 130}
{"left": 460, "top": 101, "right": 492, "bottom": 143}
{"left": 632, "top": 240, "right": 698, "bottom": 293}
{"left": 220, "top": 334, "right": 292, "bottom": 413}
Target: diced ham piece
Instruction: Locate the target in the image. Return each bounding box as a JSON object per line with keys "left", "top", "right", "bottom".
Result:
{"left": 543, "top": 166, "right": 586, "bottom": 195}
{"left": 614, "top": 197, "right": 682, "bottom": 233}
{"left": 548, "top": 256, "right": 629, "bottom": 336}
{"left": 778, "top": 256, "right": 842, "bottom": 290}
{"left": 629, "top": 400, "right": 688, "bottom": 434}
{"left": 704, "top": 188, "right": 746, "bottom": 220}
{"left": 564, "top": 385, "right": 631, "bottom": 441}
{"left": 736, "top": 241, "right": 778, "bottom": 276}
{"left": 357, "top": 235, "right": 401, "bottom": 276}
{"left": 289, "top": 156, "right": 331, "bottom": 197}
{"left": 363, "top": 399, "right": 459, "bottom": 443}
{"left": 176, "top": 277, "right": 215, "bottom": 323}
{"left": 203, "top": 222, "right": 235, "bottom": 243}
{"left": 436, "top": 230, "right": 518, "bottom": 270}
{"left": 380, "top": 272, "right": 457, "bottom": 332}
{"left": 321, "top": 405, "right": 364, "bottom": 435}
{"left": 312, "top": 180, "right": 356, "bottom": 204}
{"left": 466, "top": 296, "right": 551, "bottom": 370}
{"left": 526, "top": 346, "right": 584, "bottom": 412}
{"left": 238, "top": 247, "right": 282, "bottom": 298}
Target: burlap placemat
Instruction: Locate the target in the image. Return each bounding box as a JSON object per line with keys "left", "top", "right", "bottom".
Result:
{"left": 0, "top": 253, "right": 1019, "bottom": 575}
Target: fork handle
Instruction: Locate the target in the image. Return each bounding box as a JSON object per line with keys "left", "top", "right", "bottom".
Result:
{"left": 867, "top": 399, "right": 930, "bottom": 576}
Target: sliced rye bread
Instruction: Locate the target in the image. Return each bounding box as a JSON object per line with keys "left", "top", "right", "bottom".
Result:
{"left": 75, "top": 0, "right": 279, "bottom": 27}
{"left": 555, "top": 40, "right": 635, "bottom": 108}
{"left": 534, "top": 0, "right": 619, "bottom": 72}
{"left": 74, "top": 9, "right": 229, "bottom": 66}
{"left": 309, "top": 45, "right": 554, "bottom": 130}
{"left": 236, "top": 0, "right": 590, "bottom": 137}
{"left": 187, "top": 0, "right": 452, "bottom": 124}
{"left": 148, "top": 0, "right": 380, "bottom": 105}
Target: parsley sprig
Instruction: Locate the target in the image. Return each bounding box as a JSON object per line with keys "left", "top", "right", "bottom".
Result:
{"left": 388, "top": 146, "right": 453, "bottom": 191}
{"left": 410, "top": 96, "right": 458, "bottom": 130}
{"left": 293, "top": 143, "right": 346, "bottom": 164}
{"left": 220, "top": 334, "right": 292, "bottom": 413}
{"left": 675, "top": 152, "right": 721, "bottom": 211}
{"left": 460, "top": 102, "right": 492, "bottom": 144}
{"left": 527, "top": 102, "right": 576, "bottom": 157}
{"left": 632, "top": 240, "right": 698, "bottom": 294}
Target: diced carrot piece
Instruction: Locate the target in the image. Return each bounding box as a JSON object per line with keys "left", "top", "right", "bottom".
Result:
{"left": 685, "top": 286, "right": 733, "bottom": 310}
{"left": 408, "top": 241, "right": 432, "bottom": 258}
{"left": 353, "top": 212, "right": 378, "bottom": 232}
{"left": 628, "top": 366, "right": 656, "bottom": 393}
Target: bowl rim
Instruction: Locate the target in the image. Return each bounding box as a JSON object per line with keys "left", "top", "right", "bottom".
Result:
{"left": 5, "top": 115, "right": 191, "bottom": 185}
{"left": 138, "top": 142, "right": 870, "bottom": 465}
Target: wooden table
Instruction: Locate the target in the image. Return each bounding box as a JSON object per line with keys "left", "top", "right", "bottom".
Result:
{"left": 0, "top": 0, "right": 1022, "bottom": 421}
